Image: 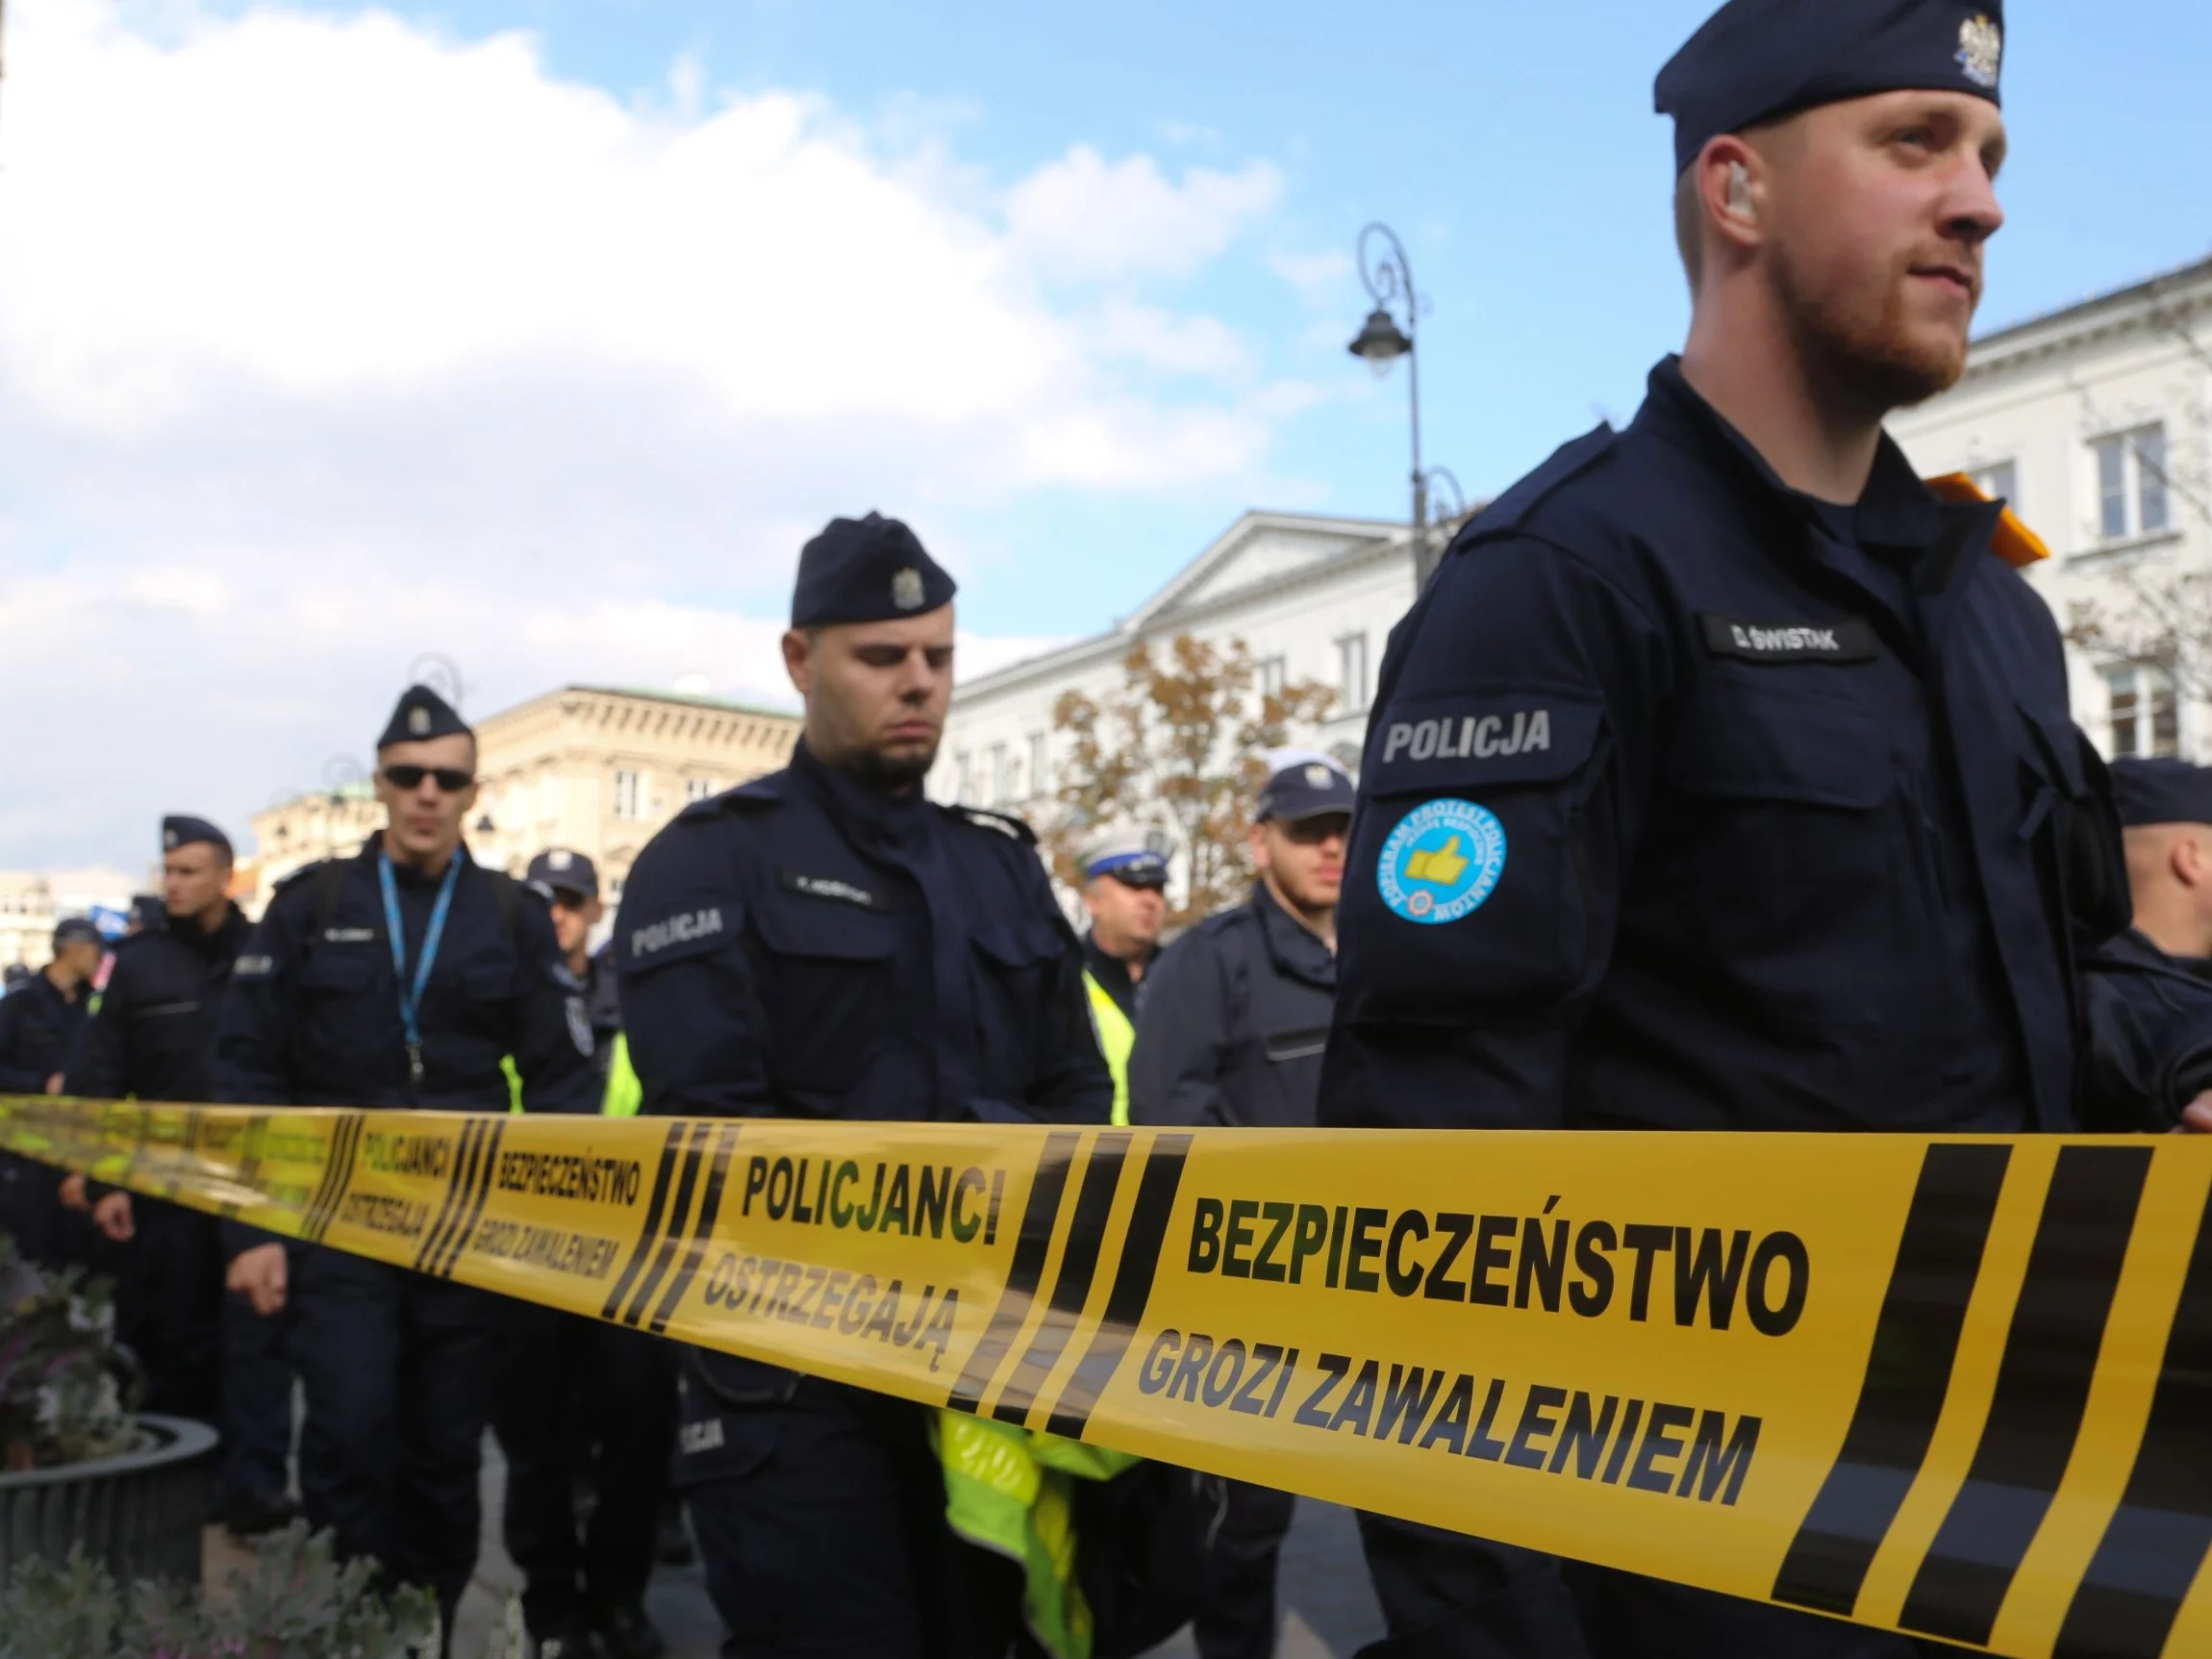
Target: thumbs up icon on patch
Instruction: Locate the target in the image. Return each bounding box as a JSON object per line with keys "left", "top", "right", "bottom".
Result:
{"left": 1404, "top": 836, "right": 1469, "bottom": 885}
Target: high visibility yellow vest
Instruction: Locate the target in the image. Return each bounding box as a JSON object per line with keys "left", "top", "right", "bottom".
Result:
{"left": 504, "top": 1035, "right": 641, "bottom": 1118}
{"left": 1083, "top": 973, "right": 1135, "bottom": 1129}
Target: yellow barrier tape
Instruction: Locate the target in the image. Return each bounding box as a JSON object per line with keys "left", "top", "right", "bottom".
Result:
{"left": 4, "top": 1094, "right": 2210, "bottom": 1658}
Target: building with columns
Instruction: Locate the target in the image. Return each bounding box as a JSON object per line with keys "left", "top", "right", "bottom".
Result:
{"left": 250, "top": 684, "right": 799, "bottom": 914}
{"left": 1891, "top": 255, "right": 2212, "bottom": 759}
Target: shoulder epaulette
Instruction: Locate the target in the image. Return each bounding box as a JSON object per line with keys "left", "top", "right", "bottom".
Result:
{"left": 271, "top": 858, "right": 338, "bottom": 895}
{"left": 945, "top": 804, "right": 1038, "bottom": 845}
{"left": 1456, "top": 424, "right": 1619, "bottom": 549}
{"left": 681, "top": 771, "right": 785, "bottom": 822}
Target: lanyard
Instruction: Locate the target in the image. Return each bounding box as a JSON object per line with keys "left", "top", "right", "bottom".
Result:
{"left": 378, "top": 847, "right": 465, "bottom": 1092}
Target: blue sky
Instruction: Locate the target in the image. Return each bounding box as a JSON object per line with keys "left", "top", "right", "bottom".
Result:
{"left": 264, "top": 0, "right": 2212, "bottom": 635}
{"left": 1, "top": 0, "right": 2207, "bottom": 874}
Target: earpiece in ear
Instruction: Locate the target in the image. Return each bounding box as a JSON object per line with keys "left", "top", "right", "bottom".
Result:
{"left": 1726, "top": 162, "right": 1754, "bottom": 220}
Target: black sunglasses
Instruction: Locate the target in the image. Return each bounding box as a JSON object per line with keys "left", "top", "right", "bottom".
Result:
{"left": 381, "top": 765, "right": 475, "bottom": 792}
{"left": 1276, "top": 813, "right": 1352, "bottom": 846}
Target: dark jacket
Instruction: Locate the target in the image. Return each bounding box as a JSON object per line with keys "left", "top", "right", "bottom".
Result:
{"left": 614, "top": 741, "right": 1111, "bottom": 1126}
{"left": 1324, "top": 357, "right": 2131, "bottom": 1136}
{"left": 0, "top": 970, "right": 88, "bottom": 1093}
{"left": 2081, "top": 928, "right": 2212, "bottom": 1129}
{"left": 1128, "top": 883, "right": 1336, "bottom": 1129}
{"left": 213, "top": 839, "right": 592, "bottom": 1116}
{"left": 67, "top": 904, "right": 253, "bottom": 1103}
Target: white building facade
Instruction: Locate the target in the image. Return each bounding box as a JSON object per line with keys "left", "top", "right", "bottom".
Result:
{"left": 1892, "top": 256, "right": 2212, "bottom": 758}
{"left": 929, "top": 512, "right": 1422, "bottom": 826}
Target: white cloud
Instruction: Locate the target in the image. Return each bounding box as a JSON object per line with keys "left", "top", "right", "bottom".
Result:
{"left": 0, "top": 0, "right": 1307, "bottom": 870}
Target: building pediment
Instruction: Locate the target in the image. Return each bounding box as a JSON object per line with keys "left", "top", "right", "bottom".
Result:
{"left": 1126, "top": 511, "right": 1400, "bottom": 631}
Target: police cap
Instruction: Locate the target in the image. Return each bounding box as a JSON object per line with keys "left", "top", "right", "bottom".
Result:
{"left": 378, "top": 685, "right": 472, "bottom": 750}
{"left": 792, "top": 513, "right": 956, "bottom": 628}
{"left": 1655, "top": 0, "right": 2004, "bottom": 175}
{"left": 1255, "top": 747, "right": 1356, "bottom": 824}
{"left": 2110, "top": 757, "right": 2212, "bottom": 829}
{"left": 161, "top": 815, "right": 233, "bottom": 859}
{"left": 1081, "top": 829, "right": 1169, "bottom": 891}
{"left": 525, "top": 847, "right": 600, "bottom": 902}
{"left": 53, "top": 917, "right": 105, "bottom": 951}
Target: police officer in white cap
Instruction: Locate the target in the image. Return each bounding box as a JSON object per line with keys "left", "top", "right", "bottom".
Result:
{"left": 1077, "top": 828, "right": 1169, "bottom": 1125}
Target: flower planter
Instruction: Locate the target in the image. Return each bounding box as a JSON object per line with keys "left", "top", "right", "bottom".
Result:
{"left": 0, "top": 1413, "right": 217, "bottom": 1587}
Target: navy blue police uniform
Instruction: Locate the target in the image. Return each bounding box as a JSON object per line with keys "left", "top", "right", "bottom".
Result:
{"left": 1127, "top": 753, "right": 1349, "bottom": 1659}
{"left": 213, "top": 688, "right": 594, "bottom": 1640}
{"left": 65, "top": 819, "right": 256, "bottom": 1459}
{"left": 0, "top": 918, "right": 99, "bottom": 1265}
{"left": 2077, "top": 760, "right": 2212, "bottom": 1129}
{"left": 616, "top": 514, "right": 1113, "bottom": 1659}
{"left": 494, "top": 849, "right": 678, "bottom": 1659}
{"left": 1317, "top": 6, "right": 2153, "bottom": 1655}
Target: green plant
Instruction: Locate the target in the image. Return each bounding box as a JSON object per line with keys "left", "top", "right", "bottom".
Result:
{"left": 0, "top": 1236, "right": 140, "bottom": 1470}
{"left": 0, "top": 1523, "right": 439, "bottom": 1658}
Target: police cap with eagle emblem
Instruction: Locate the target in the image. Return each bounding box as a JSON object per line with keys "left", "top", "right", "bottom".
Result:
{"left": 525, "top": 847, "right": 600, "bottom": 902}
{"left": 2110, "top": 758, "right": 2212, "bottom": 830}
{"left": 791, "top": 512, "right": 956, "bottom": 628}
{"left": 1656, "top": 0, "right": 2004, "bottom": 176}
{"left": 376, "top": 684, "right": 471, "bottom": 750}
{"left": 161, "top": 815, "right": 233, "bottom": 859}
{"left": 1254, "top": 746, "right": 1356, "bottom": 824}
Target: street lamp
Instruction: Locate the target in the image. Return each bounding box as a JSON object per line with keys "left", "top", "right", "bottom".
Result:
{"left": 407, "top": 653, "right": 465, "bottom": 712}
{"left": 1347, "top": 222, "right": 1455, "bottom": 589}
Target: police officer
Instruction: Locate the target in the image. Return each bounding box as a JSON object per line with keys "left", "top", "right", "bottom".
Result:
{"left": 496, "top": 847, "right": 676, "bottom": 1659}
{"left": 0, "top": 917, "right": 103, "bottom": 1264}
{"left": 1128, "top": 749, "right": 1348, "bottom": 1659}
{"left": 63, "top": 817, "right": 292, "bottom": 1529}
{"left": 616, "top": 512, "right": 1113, "bottom": 1659}
{"left": 215, "top": 686, "right": 593, "bottom": 1645}
{"left": 1320, "top": 2, "right": 2211, "bottom": 1653}
{"left": 1077, "top": 829, "right": 1169, "bottom": 1124}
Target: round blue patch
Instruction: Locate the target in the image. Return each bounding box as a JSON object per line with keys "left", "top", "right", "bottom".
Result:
{"left": 1376, "top": 799, "right": 1507, "bottom": 925}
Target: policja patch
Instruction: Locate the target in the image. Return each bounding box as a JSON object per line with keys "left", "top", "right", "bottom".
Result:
{"left": 1376, "top": 800, "right": 1507, "bottom": 924}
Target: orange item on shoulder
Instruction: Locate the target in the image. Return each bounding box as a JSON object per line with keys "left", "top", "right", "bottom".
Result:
{"left": 1924, "top": 472, "right": 2051, "bottom": 568}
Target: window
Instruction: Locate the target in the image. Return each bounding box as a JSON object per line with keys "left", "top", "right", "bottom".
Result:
{"left": 612, "top": 768, "right": 642, "bottom": 820}
{"left": 538, "top": 771, "right": 561, "bottom": 824}
{"left": 954, "top": 750, "right": 973, "bottom": 804}
{"left": 2092, "top": 425, "right": 2172, "bottom": 541}
{"left": 1336, "top": 633, "right": 1370, "bottom": 715}
{"left": 988, "top": 742, "right": 1011, "bottom": 807}
{"left": 2106, "top": 666, "right": 2179, "bottom": 759}
{"left": 1969, "top": 461, "right": 2017, "bottom": 507}
{"left": 1026, "top": 732, "right": 1048, "bottom": 801}
{"left": 685, "top": 776, "right": 716, "bottom": 804}
{"left": 1256, "top": 655, "right": 1287, "bottom": 701}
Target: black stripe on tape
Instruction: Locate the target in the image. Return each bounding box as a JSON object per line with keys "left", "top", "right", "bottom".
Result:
{"left": 433, "top": 1117, "right": 507, "bottom": 1279}
{"left": 1899, "top": 1144, "right": 2151, "bottom": 1646}
{"left": 309, "top": 1113, "right": 366, "bottom": 1244}
{"left": 2049, "top": 1177, "right": 2212, "bottom": 1659}
{"left": 622, "top": 1121, "right": 713, "bottom": 1326}
{"left": 648, "top": 1123, "right": 742, "bottom": 1335}
{"left": 991, "top": 1134, "right": 1131, "bottom": 1426}
{"left": 945, "top": 1132, "right": 1080, "bottom": 1414}
{"left": 1045, "top": 1132, "right": 1193, "bottom": 1439}
{"left": 1772, "top": 1142, "right": 2011, "bottom": 1616}
{"left": 602, "top": 1121, "right": 689, "bottom": 1321}
{"left": 415, "top": 1119, "right": 485, "bottom": 1271}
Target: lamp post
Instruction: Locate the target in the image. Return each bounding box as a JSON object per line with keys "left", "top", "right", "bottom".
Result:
{"left": 1347, "top": 222, "right": 1457, "bottom": 589}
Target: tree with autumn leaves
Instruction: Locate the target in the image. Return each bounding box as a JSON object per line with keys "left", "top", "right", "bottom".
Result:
{"left": 1044, "top": 635, "right": 1338, "bottom": 925}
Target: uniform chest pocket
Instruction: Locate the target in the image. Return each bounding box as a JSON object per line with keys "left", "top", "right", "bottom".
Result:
{"left": 751, "top": 895, "right": 897, "bottom": 1094}
{"left": 1669, "top": 686, "right": 1894, "bottom": 810}
{"left": 968, "top": 922, "right": 1066, "bottom": 1080}
{"left": 458, "top": 958, "right": 520, "bottom": 1004}
{"left": 297, "top": 948, "right": 377, "bottom": 993}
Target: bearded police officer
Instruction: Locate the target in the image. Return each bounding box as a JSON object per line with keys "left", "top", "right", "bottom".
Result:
{"left": 63, "top": 817, "right": 294, "bottom": 1531}
{"left": 1320, "top": 3, "right": 2212, "bottom": 1654}
{"left": 495, "top": 847, "right": 676, "bottom": 1659}
{"left": 1128, "top": 749, "right": 1348, "bottom": 1659}
{"left": 616, "top": 513, "right": 1113, "bottom": 1659}
{"left": 1077, "top": 829, "right": 1169, "bottom": 1124}
{"left": 215, "top": 687, "right": 593, "bottom": 1646}
{"left": 0, "top": 917, "right": 103, "bottom": 1265}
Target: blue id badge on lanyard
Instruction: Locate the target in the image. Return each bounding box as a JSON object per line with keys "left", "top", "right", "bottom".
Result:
{"left": 379, "top": 848, "right": 465, "bottom": 1092}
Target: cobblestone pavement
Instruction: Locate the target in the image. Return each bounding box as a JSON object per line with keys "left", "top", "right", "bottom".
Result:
{"left": 209, "top": 1441, "right": 1383, "bottom": 1658}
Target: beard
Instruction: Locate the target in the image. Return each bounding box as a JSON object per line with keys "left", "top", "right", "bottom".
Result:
{"left": 1768, "top": 238, "right": 1971, "bottom": 415}
{"left": 851, "top": 740, "right": 941, "bottom": 793}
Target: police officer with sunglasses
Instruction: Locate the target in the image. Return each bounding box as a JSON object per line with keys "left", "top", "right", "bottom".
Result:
{"left": 214, "top": 685, "right": 595, "bottom": 1649}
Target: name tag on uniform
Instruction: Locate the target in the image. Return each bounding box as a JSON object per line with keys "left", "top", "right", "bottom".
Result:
{"left": 1697, "top": 614, "right": 1878, "bottom": 665}
{"left": 778, "top": 870, "right": 886, "bottom": 912}
{"left": 323, "top": 927, "right": 377, "bottom": 943}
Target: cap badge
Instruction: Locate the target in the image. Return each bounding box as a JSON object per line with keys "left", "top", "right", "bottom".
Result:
{"left": 1955, "top": 13, "right": 2000, "bottom": 88}
{"left": 1304, "top": 765, "right": 1332, "bottom": 790}
{"left": 407, "top": 706, "right": 432, "bottom": 736}
{"left": 162, "top": 829, "right": 178, "bottom": 849}
{"left": 550, "top": 850, "right": 572, "bottom": 870}
{"left": 892, "top": 567, "right": 924, "bottom": 611}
